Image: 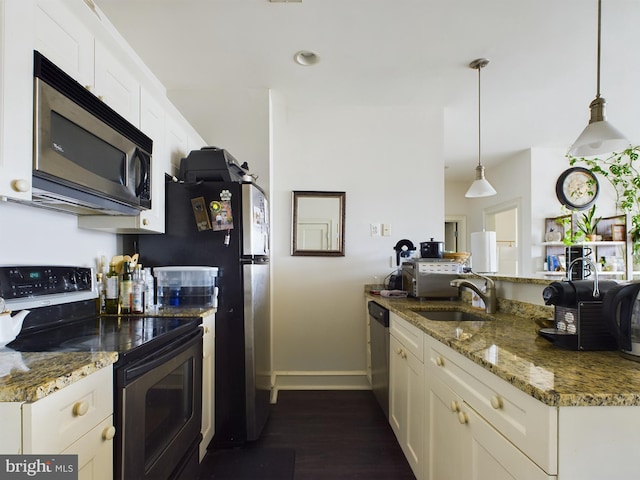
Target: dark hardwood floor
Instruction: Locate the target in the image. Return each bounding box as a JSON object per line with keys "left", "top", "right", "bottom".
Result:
{"left": 200, "top": 390, "right": 416, "bottom": 480}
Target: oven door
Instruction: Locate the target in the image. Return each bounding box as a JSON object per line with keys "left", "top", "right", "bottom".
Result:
{"left": 116, "top": 329, "right": 203, "bottom": 480}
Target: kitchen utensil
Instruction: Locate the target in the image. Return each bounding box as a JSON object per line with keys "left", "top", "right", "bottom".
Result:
{"left": 420, "top": 238, "right": 444, "bottom": 258}
{"left": 0, "top": 300, "right": 30, "bottom": 347}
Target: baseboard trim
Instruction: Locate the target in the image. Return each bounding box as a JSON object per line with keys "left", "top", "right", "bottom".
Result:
{"left": 270, "top": 370, "right": 371, "bottom": 403}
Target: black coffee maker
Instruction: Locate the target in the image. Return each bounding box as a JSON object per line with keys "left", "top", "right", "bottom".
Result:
{"left": 538, "top": 278, "right": 618, "bottom": 350}
{"left": 388, "top": 239, "right": 415, "bottom": 289}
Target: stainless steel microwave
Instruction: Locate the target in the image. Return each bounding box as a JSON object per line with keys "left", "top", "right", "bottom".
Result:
{"left": 31, "top": 51, "right": 152, "bottom": 216}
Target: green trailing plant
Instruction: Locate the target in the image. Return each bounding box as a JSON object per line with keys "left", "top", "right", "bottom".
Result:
{"left": 568, "top": 146, "right": 640, "bottom": 254}
{"left": 556, "top": 210, "right": 585, "bottom": 246}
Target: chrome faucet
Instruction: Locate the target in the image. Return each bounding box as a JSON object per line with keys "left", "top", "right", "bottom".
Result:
{"left": 450, "top": 272, "right": 497, "bottom": 314}
{"left": 566, "top": 256, "right": 600, "bottom": 298}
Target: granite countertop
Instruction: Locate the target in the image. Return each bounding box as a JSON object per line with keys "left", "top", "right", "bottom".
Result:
{"left": 0, "top": 351, "right": 118, "bottom": 403}
{"left": 366, "top": 290, "right": 640, "bottom": 407}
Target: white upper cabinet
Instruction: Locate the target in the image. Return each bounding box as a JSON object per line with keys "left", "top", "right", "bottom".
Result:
{"left": 34, "top": 0, "right": 94, "bottom": 88}
{"left": 0, "top": 0, "right": 35, "bottom": 201}
{"left": 94, "top": 41, "right": 140, "bottom": 127}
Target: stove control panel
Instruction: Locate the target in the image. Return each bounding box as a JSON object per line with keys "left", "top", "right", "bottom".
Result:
{"left": 0, "top": 266, "right": 93, "bottom": 299}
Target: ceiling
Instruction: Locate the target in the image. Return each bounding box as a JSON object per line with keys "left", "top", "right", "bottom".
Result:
{"left": 94, "top": 0, "right": 640, "bottom": 181}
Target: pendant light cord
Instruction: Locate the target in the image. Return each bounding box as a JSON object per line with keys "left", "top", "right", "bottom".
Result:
{"left": 596, "top": 0, "right": 601, "bottom": 98}
{"left": 477, "top": 64, "right": 482, "bottom": 167}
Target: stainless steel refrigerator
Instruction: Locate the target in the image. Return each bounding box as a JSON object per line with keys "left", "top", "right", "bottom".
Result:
{"left": 127, "top": 179, "right": 271, "bottom": 447}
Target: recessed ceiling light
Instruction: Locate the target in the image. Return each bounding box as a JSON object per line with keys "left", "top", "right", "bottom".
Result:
{"left": 294, "top": 51, "right": 319, "bottom": 66}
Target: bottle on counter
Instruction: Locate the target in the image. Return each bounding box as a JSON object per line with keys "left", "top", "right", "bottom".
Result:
{"left": 96, "top": 272, "right": 105, "bottom": 313}
{"left": 120, "top": 261, "right": 133, "bottom": 314}
{"left": 96, "top": 255, "right": 107, "bottom": 313}
{"left": 131, "top": 264, "right": 145, "bottom": 314}
{"left": 144, "top": 267, "right": 154, "bottom": 311}
{"left": 105, "top": 261, "right": 120, "bottom": 314}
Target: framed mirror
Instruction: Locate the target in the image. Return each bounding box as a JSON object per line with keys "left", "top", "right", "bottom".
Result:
{"left": 292, "top": 191, "right": 345, "bottom": 256}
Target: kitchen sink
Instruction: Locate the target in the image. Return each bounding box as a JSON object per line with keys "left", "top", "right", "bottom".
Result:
{"left": 416, "top": 310, "right": 488, "bottom": 322}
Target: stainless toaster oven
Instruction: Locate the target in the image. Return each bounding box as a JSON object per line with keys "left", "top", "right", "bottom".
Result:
{"left": 401, "top": 260, "right": 461, "bottom": 299}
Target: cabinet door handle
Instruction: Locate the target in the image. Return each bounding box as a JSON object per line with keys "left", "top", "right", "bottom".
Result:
{"left": 102, "top": 425, "right": 116, "bottom": 441}
{"left": 449, "top": 400, "right": 460, "bottom": 413}
{"left": 436, "top": 356, "right": 445, "bottom": 367}
{"left": 457, "top": 411, "right": 469, "bottom": 425}
{"left": 401, "top": 350, "right": 407, "bottom": 360}
{"left": 11, "top": 179, "right": 30, "bottom": 192}
{"left": 397, "top": 348, "right": 403, "bottom": 356}
{"left": 490, "top": 395, "right": 503, "bottom": 410}
{"left": 72, "top": 401, "right": 89, "bottom": 417}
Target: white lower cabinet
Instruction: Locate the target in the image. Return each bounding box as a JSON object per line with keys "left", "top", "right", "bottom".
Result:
{"left": 200, "top": 312, "right": 216, "bottom": 461}
{"left": 389, "top": 313, "right": 424, "bottom": 479}
{"left": 379, "top": 306, "right": 640, "bottom": 480}
{"left": 20, "top": 367, "right": 114, "bottom": 480}
{"left": 424, "top": 334, "right": 556, "bottom": 480}
{"left": 426, "top": 374, "right": 553, "bottom": 480}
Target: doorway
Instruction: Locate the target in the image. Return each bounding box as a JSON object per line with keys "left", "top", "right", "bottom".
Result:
{"left": 485, "top": 203, "right": 519, "bottom": 276}
{"left": 444, "top": 215, "right": 467, "bottom": 253}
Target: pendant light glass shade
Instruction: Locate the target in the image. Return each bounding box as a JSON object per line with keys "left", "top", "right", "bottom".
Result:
{"left": 466, "top": 164, "right": 497, "bottom": 198}
{"left": 465, "top": 58, "right": 497, "bottom": 198}
{"left": 568, "top": 0, "right": 628, "bottom": 158}
{"left": 567, "top": 97, "right": 628, "bottom": 157}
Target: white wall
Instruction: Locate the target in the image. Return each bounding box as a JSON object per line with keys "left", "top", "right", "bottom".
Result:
{"left": 0, "top": 201, "right": 117, "bottom": 268}
{"left": 270, "top": 91, "right": 444, "bottom": 389}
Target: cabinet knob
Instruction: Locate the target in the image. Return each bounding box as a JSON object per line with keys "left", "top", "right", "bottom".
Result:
{"left": 11, "top": 179, "right": 30, "bottom": 193}
{"left": 72, "top": 401, "right": 89, "bottom": 417}
{"left": 401, "top": 350, "right": 407, "bottom": 359}
{"left": 397, "top": 348, "right": 403, "bottom": 356}
{"left": 142, "top": 218, "right": 149, "bottom": 226}
{"left": 85, "top": 85, "right": 92, "bottom": 91}
{"left": 457, "top": 411, "right": 469, "bottom": 425}
{"left": 102, "top": 425, "right": 116, "bottom": 441}
{"left": 98, "top": 95, "right": 104, "bottom": 101}
{"left": 436, "top": 356, "right": 445, "bottom": 367}
{"left": 449, "top": 400, "right": 460, "bottom": 413}
{"left": 490, "top": 395, "right": 503, "bottom": 410}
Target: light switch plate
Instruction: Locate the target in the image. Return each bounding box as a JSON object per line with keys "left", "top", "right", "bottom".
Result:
{"left": 370, "top": 223, "right": 381, "bottom": 237}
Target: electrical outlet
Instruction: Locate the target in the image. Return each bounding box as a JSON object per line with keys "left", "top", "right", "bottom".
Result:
{"left": 370, "top": 223, "right": 381, "bottom": 237}
{"left": 382, "top": 224, "right": 391, "bottom": 236}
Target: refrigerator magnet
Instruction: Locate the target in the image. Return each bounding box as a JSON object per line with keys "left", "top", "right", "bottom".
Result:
{"left": 190, "top": 197, "right": 212, "bottom": 232}
{"left": 210, "top": 199, "right": 234, "bottom": 231}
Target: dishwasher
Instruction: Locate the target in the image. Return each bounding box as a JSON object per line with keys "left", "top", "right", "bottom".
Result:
{"left": 368, "top": 300, "right": 390, "bottom": 419}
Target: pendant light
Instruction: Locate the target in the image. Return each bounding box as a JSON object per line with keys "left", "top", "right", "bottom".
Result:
{"left": 567, "top": 0, "right": 628, "bottom": 158}
{"left": 465, "top": 58, "right": 497, "bottom": 198}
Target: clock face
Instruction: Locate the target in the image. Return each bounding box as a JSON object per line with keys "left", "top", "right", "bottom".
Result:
{"left": 555, "top": 167, "right": 599, "bottom": 210}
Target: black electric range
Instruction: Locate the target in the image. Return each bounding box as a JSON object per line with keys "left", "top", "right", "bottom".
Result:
{"left": 2, "top": 265, "right": 201, "bottom": 363}
{"left": 2, "top": 265, "right": 205, "bottom": 480}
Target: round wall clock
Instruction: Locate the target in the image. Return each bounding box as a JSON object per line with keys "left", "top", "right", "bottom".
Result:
{"left": 555, "top": 167, "right": 599, "bottom": 210}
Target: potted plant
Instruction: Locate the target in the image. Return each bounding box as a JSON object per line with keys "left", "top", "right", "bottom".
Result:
{"left": 569, "top": 146, "right": 640, "bottom": 254}
{"left": 577, "top": 205, "right": 602, "bottom": 242}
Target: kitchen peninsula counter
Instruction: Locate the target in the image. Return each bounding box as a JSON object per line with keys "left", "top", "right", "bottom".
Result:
{"left": 366, "top": 290, "right": 640, "bottom": 407}
{"left": 0, "top": 351, "right": 118, "bottom": 402}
